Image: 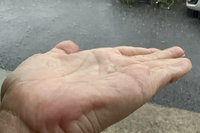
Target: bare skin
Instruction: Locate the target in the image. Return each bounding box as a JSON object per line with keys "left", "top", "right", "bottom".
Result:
{"left": 0, "top": 41, "right": 192, "bottom": 133}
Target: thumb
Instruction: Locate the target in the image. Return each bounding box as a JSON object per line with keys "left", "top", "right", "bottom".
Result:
{"left": 50, "top": 40, "right": 80, "bottom": 54}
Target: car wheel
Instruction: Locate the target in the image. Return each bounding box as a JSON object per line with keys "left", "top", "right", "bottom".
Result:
{"left": 187, "top": 8, "right": 200, "bottom": 18}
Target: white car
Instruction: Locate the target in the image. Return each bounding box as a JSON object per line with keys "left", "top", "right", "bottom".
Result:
{"left": 186, "top": 0, "right": 200, "bottom": 17}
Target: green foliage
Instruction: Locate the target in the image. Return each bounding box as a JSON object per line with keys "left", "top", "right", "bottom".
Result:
{"left": 156, "top": 0, "right": 174, "bottom": 9}
{"left": 120, "top": 0, "right": 175, "bottom": 9}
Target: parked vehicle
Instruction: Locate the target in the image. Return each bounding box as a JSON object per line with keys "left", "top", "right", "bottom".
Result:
{"left": 186, "top": 0, "right": 200, "bottom": 17}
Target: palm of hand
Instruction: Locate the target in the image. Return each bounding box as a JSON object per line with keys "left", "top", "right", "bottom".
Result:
{"left": 0, "top": 41, "right": 191, "bottom": 133}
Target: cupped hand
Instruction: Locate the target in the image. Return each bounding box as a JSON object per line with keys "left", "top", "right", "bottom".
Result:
{"left": 0, "top": 41, "right": 192, "bottom": 133}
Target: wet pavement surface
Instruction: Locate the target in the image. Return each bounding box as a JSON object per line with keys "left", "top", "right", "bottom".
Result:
{"left": 0, "top": 0, "right": 200, "bottom": 112}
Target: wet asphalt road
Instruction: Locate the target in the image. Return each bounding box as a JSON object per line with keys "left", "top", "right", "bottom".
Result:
{"left": 0, "top": 0, "right": 200, "bottom": 112}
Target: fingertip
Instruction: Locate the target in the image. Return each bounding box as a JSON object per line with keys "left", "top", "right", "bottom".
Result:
{"left": 178, "top": 58, "right": 192, "bottom": 72}
{"left": 55, "top": 40, "right": 80, "bottom": 54}
{"left": 170, "top": 58, "right": 192, "bottom": 83}
{"left": 167, "top": 46, "right": 185, "bottom": 58}
{"left": 150, "top": 58, "right": 192, "bottom": 88}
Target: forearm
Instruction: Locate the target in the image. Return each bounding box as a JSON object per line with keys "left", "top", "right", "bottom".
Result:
{"left": 0, "top": 109, "right": 31, "bottom": 133}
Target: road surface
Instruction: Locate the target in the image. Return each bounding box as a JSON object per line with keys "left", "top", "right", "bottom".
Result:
{"left": 0, "top": 0, "right": 200, "bottom": 113}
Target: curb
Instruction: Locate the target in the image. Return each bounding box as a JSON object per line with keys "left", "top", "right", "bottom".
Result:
{"left": 103, "top": 103, "right": 200, "bottom": 133}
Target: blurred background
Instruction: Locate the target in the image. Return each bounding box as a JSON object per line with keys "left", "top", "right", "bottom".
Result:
{"left": 0, "top": 0, "right": 200, "bottom": 132}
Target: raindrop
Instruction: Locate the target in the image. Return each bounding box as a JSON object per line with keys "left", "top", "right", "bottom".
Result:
{"left": 15, "top": 43, "right": 20, "bottom": 47}
{"left": 17, "top": 56, "right": 21, "bottom": 59}
{"left": 88, "top": 4, "right": 92, "bottom": 8}
{"left": 106, "top": 3, "right": 112, "bottom": 7}
{"left": 156, "top": 32, "right": 159, "bottom": 35}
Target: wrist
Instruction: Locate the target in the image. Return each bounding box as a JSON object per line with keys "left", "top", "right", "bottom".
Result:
{"left": 0, "top": 109, "right": 31, "bottom": 133}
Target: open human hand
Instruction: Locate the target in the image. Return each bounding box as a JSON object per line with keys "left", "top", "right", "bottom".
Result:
{"left": 0, "top": 41, "right": 192, "bottom": 133}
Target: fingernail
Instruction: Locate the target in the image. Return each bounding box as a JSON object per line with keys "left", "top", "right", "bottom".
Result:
{"left": 182, "top": 54, "right": 186, "bottom": 57}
